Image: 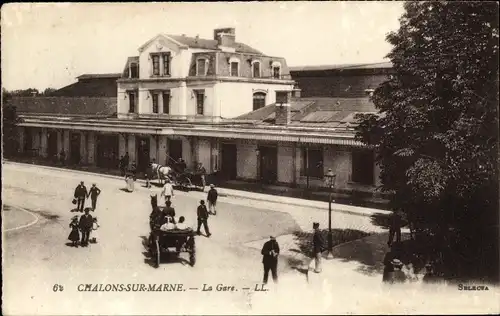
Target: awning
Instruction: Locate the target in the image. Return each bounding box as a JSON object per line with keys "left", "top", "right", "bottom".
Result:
{"left": 19, "top": 117, "right": 364, "bottom": 146}
{"left": 19, "top": 121, "right": 173, "bottom": 135}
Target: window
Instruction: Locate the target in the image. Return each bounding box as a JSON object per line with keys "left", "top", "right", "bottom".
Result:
{"left": 301, "top": 148, "right": 324, "bottom": 178}
{"left": 196, "top": 58, "right": 206, "bottom": 76}
{"left": 351, "top": 150, "right": 374, "bottom": 185}
{"left": 230, "top": 61, "right": 239, "bottom": 77}
{"left": 128, "top": 91, "right": 136, "bottom": 113}
{"left": 152, "top": 55, "right": 160, "bottom": 76}
{"left": 252, "top": 61, "right": 261, "bottom": 78}
{"left": 195, "top": 90, "right": 205, "bottom": 115}
{"left": 272, "top": 66, "right": 281, "bottom": 79}
{"left": 152, "top": 93, "right": 159, "bottom": 113}
{"left": 253, "top": 92, "right": 266, "bottom": 111}
{"left": 163, "top": 91, "right": 170, "bottom": 114}
{"left": 130, "top": 63, "right": 139, "bottom": 78}
{"left": 162, "top": 53, "right": 171, "bottom": 76}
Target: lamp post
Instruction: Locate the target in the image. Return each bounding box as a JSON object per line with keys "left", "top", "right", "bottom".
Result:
{"left": 324, "top": 168, "right": 336, "bottom": 259}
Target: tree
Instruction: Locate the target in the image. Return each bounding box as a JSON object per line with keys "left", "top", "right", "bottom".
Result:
{"left": 356, "top": 1, "right": 499, "bottom": 281}
{"left": 43, "top": 87, "right": 57, "bottom": 96}
{"left": 2, "top": 90, "right": 23, "bottom": 157}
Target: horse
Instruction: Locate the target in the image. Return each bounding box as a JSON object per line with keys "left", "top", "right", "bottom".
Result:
{"left": 150, "top": 163, "right": 174, "bottom": 185}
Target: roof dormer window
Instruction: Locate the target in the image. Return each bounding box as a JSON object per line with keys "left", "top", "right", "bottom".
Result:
{"left": 196, "top": 58, "right": 208, "bottom": 76}
{"left": 271, "top": 61, "right": 282, "bottom": 79}
{"left": 251, "top": 60, "right": 261, "bottom": 78}
{"left": 229, "top": 57, "right": 240, "bottom": 77}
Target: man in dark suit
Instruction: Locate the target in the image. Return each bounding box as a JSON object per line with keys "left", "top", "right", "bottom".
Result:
{"left": 207, "top": 184, "right": 218, "bottom": 215}
{"left": 79, "top": 208, "right": 93, "bottom": 246}
{"left": 87, "top": 183, "right": 101, "bottom": 211}
{"left": 312, "top": 222, "right": 326, "bottom": 273}
{"left": 388, "top": 211, "right": 403, "bottom": 247}
{"left": 74, "top": 181, "right": 88, "bottom": 212}
{"left": 163, "top": 201, "right": 176, "bottom": 223}
{"left": 196, "top": 200, "right": 211, "bottom": 237}
{"left": 261, "top": 236, "right": 280, "bottom": 284}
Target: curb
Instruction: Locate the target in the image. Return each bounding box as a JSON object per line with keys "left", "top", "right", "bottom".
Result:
{"left": 3, "top": 205, "right": 40, "bottom": 232}
{"left": 4, "top": 161, "right": 388, "bottom": 218}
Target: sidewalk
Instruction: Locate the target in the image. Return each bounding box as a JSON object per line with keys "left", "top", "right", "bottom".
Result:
{"left": 4, "top": 159, "right": 391, "bottom": 218}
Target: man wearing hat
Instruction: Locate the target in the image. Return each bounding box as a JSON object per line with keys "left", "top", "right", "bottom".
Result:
{"left": 79, "top": 208, "right": 94, "bottom": 246}
{"left": 87, "top": 183, "right": 101, "bottom": 211}
{"left": 74, "top": 181, "right": 88, "bottom": 213}
{"left": 207, "top": 184, "right": 218, "bottom": 215}
{"left": 312, "top": 222, "right": 326, "bottom": 273}
{"left": 196, "top": 200, "right": 211, "bottom": 237}
{"left": 261, "top": 235, "right": 280, "bottom": 284}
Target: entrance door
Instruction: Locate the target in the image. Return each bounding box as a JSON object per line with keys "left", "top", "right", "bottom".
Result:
{"left": 47, "top": 130, "right": 58, "bottom": 159}
{"left": 167, "top": 139, "right": 183, "bottom": 166}
{"left": 259, "top": 145, "right": 278, "bottom": 183}
{"left": 70, "top": 132, "right": 81, "bottom": 164}
{"left": 221, "top": 143, "right": 237, "bottom": 180}
{"left": 24, "top": 128, "right": 33, "bottom": 152}
{"left": 96, "top": 134, "right": 119, "bottom": 169}
{"left": 137, "top": 137, "right": 150, "bottom": 173}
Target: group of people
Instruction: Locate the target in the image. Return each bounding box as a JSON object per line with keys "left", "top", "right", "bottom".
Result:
{"left": 147, "top": 181, "right": 219, "bottom": 238}
{"left": 68, "top": 207, "right": 100, "bottom": 247}
{"left": 73, "top": 181, "right": 102, "bottom": 212}
{"left": 68, "top": 181, "right": 102, "bottom": 247}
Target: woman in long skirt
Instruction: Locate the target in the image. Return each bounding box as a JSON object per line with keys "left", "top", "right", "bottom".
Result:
{"left": 125, "top": 175, "right": 135, "bottom": 192}
{"left": 68, "top": 216, "right": 80, "bottom": 247}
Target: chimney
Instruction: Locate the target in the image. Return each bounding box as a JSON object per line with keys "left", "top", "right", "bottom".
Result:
{"left": 292, "top": 86, "right": 301, "bottom": 99}
{"left": 275, "top": 90, "right": 292, "bottom": 125}
{"left": 214, "top": 27, "right": 236, "bottom": 48}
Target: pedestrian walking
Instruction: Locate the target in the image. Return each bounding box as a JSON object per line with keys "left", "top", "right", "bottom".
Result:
{"left": 261, "top": 235, "right": 280, "bottom": 284}
{"left": 207, "top": 184, "right": 218, "bottom": 215}
{"left": 196, "top": 162, "right": 207, "bottom": 188}
{"left": 125, "top": 175, "right": 135, "bottom": 192}
{"left": 87, "top": 183, "right": 101, "bottom": 211}
{"left": 74, "top": 181, "right": 88, "bottom": 212}
{"left": 388, "top": 210, "right": 403, "bottom": 247}
{"left": 161, "top": 179, "right": 174, "bottom": 202}
{"left": 311, "top": 222, "right": 326, "bottom": 273}
{"left": 68, "top": 216, "right": 80, "bottom": 247}
{"left": 79, "top": 208, "right": 93, "bottom": 247}
{"left": 123, "top": 152, "right": 130, "bottom": 170}
{"left": 196, "top": 200, "right": 211, "bottom": 237}
{"left": 90, "top": 217, "right": 100, "bottom": 244}
{"left": 59, "top": 149, "right": 66, "bottom": 166}
{"left": 130, "top": 162, "right": 137, "bottom": 180}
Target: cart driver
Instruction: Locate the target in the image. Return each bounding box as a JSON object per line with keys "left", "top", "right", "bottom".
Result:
{"left": 160, "top": 216, "right": 176, "bottom": 231}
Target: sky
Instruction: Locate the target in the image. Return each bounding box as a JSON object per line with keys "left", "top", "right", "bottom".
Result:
{"left": 1, "top": 2, "right": 405, "bottom": 91}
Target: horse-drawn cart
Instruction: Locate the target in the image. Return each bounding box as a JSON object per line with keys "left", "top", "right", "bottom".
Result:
{"left": 149, "top": 229, "right": 196, "bottom": 268}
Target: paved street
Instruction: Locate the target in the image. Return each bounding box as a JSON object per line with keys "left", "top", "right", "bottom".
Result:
{"left": 2, "top": 162, "right": 379, "bottom": 315}
{"left": 3, "top": 163, "right": 500, "bottom": 315}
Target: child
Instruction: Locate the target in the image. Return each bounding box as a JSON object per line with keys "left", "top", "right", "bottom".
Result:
{"left": 68, "top": 216, "right": 80, "bottom": 247}
{"left": 90, "top": 217, "right": 100, "bottom": 243}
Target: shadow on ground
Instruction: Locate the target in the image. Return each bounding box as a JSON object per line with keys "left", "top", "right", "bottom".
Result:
{"left": 284, "top": 228, "right": 371, "bottom": 271}
{"left": 139, "top": 235, "right": 190, "bottom": 268}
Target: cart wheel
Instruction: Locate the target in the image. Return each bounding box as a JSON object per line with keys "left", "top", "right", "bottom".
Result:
{"left": 155, "top": 238, "right": 160, "bottom": 268}
{"left": 189, "top": 238, "right": 196, "bottom": 267}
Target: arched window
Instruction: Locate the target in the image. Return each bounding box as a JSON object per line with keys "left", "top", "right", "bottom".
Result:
{"left": 253, "top": 92, "right": 266, "bottom": 111}
{"left": 271, "top": 61, "right": 281, "bottom": 79}
{"left": 251, "top": 60, "right": 261, "bottom": 78}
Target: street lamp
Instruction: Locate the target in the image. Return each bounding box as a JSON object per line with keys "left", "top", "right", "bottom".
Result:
{"left": 324, "top": 168, "right": 336, "bottom": 259}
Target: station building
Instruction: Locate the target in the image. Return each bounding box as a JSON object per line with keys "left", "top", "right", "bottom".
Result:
{"left": 11, "top": 30, "right": 393, "bottom": 196}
